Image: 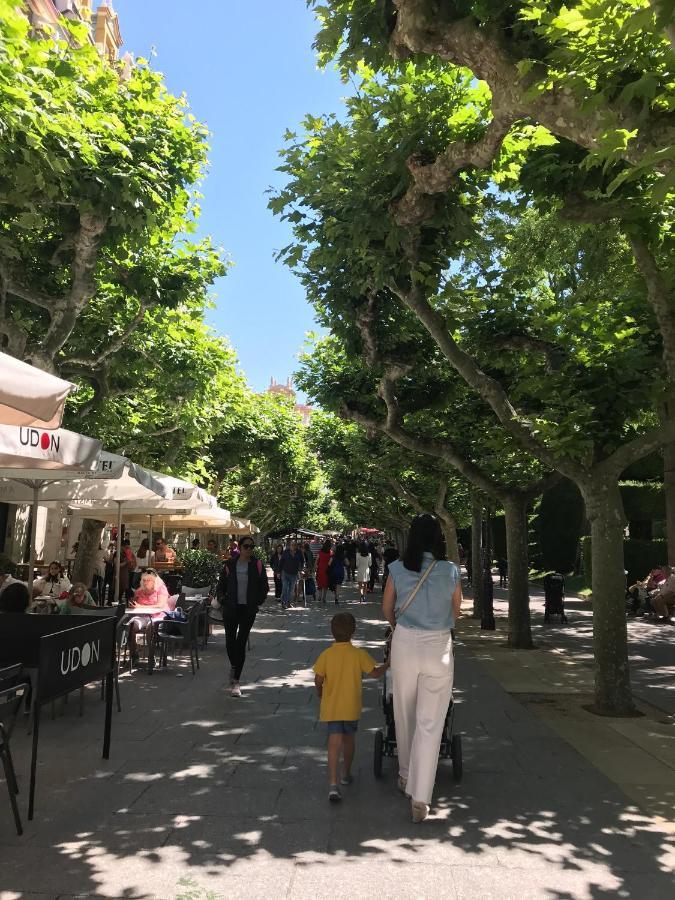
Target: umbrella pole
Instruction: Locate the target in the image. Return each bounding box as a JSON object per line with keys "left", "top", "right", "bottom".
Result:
{"left": 28, "top": 483, "right": 39, "bottom": 589}
{"left": 148, "top": 515, "right": 153, "bottom": 566}
{"left": 114, "top": 501, "right": 122, "bottom": 603}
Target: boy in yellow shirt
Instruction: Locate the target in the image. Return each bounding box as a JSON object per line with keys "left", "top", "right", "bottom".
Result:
{"left": 314, "top": 612, "right": 388, "bottom": 802}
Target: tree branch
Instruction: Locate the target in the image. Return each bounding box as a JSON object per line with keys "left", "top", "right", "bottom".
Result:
{"left": 494, "top": 334, "right": 566, "bottom": 373}
{"left": 388, "top": 278, "right": 585, "bottom": 482}
{"left": 394, "top": 114, "right": 516, "bottom": 228}
{"left": 41, "top": 210, "right": 108, "bottom": 361}
{"left": 65, "top": 300, "right": 149, "bottom": 370}
{"left": 600, "top": 418, "right": 675, "bottom": 479}
{"left": 627, "top": 233, "right": 675, "bottom": 384}
{"left": 391, "top": 1, "right": 675, "bottom": 174}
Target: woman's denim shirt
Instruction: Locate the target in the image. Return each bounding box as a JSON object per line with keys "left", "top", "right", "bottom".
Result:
{"left": 389, "top": 552, "right": 459, "bottom": 631}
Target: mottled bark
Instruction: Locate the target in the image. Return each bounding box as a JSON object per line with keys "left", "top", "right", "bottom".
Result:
{"left": 71, "top": 518, "right": 105, "bottom": 590}
{"left": 503, "top": 492, "right": 532, "bottom": 649}
{"left": 390, "top": 0, "right": 674, "bottom": 184}
{"left": 580, "top": 478, "right": 636, "bottom": 716}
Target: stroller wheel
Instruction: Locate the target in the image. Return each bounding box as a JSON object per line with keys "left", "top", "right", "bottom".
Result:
{"left": 451, "top": 734, "right": 463, "bottom": 783}
{"left": 374, "top": 730, "right": 384, "bottom": 778}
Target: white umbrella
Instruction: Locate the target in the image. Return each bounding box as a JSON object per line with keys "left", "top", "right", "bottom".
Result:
{"left": 0, "top": 351, "right": 75, "bottom": 429}
{"left": 0, "top": 424, "right": 101, "bottom": 585}
{"left": 123, "top": 506, "right": 232, "bottom": 532}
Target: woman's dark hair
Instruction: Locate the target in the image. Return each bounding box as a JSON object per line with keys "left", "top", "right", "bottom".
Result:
{"left": 403, "top": 514, "right": 446, "bottom": 572}
{"left": 358, "top": 541, "right": 369, "bottom": 556}
{"left": 321, "top": 539, "right": 332, "bottom": 553}
{"left": 334, "top": 544, "right": 346, "bottom": 561}
{"left": 0, "top": 582, "right": 30, "bottom": 613}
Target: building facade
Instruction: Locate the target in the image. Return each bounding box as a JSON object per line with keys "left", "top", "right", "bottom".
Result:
{"left": 24, "top": 0, "right": 123, "bottom": 60}
{"left": 267, "top": 377, "right": 313, "bottom": 426}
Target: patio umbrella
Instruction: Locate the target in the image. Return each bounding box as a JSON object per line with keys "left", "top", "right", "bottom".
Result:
{"left": 0, "top": 424, "right": 101, "bottom": 585}
{"left": 71, "top": 478, "right": 219, "bottom": 591}
{"left": 0, "top": 351, "right": 75, "bottom": 428}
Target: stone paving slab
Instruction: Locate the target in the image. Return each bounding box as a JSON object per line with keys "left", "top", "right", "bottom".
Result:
{"left": 0, "top": 584, "right": 673, "bottom": 898}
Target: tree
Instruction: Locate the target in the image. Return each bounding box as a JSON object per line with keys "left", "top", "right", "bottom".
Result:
{"left": 211, "top": 392, "right": 331, "bottom": 534}
{"left": 0, "top": 1, "right": 224, "bottom": 384}
{"left": 275, "top": 63, "right": 672, "bottom": 711}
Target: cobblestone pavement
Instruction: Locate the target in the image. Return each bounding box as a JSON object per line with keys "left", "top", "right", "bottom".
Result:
{"left": 1, "top": 583, "right": 673, "bottom": 899}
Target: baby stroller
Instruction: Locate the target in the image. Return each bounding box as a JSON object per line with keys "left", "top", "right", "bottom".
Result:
{"left": 543, "top": 572, "right": 567, "bottom": 624}
{"left": 373, "top": 628, "right": 462, "bottom": 782}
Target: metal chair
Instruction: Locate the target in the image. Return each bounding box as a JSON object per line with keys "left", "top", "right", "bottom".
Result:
{"left": 154, "top": 603, "right": 201, "bottom": 675}
{"left": 0, "top": 665, "right": 30, "bottom": 835}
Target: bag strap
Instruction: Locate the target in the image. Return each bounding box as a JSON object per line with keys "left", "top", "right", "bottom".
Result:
{"left": 396, "top": 560, "right": 438, "bottom": 621}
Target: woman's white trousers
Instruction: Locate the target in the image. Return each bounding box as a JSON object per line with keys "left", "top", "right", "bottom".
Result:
{"left": 391, "top": 623, "right": 454, "bottom": 805}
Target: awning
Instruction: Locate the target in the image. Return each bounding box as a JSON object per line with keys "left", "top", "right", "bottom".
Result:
{"left": 0, "top": 352, "right": 75, "bottom": 429}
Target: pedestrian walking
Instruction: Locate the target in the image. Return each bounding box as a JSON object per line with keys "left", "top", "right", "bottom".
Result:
{"left": 302, "top": 542, "right": 316, "bottom": 601}
{"left": 367, "top": 540, "right": 379, "bottom": 593}
{"left": 280, "top": 539, "right": 305, "bottom": 609}
{"left": 316, "top": 539, "right": 332, "bottom": 603}
{"left": 270, "top": 543, "right": 284, "bottom": 599}
{"left": 216, "top": 539, "right": 269, "bottom": 697}
{"left": 382, "top": 542, "right": 399, "bottom": 592}
{"left": 355, "top": 541, "right": 372, "bottom": 602}
{"left": 498, "top": 556, "right": 508, "bottom": 589}
{"left": 345, "top": 539, "right": 357, "bottom": 582}
{"left": 329, "top": 542, "right": 346, "bottom": 605}
{"left": 313, "top": 612, "right": 388, "bottom": 802}
{"left": 382, "top": 514, "right": 462, "bottom": 823}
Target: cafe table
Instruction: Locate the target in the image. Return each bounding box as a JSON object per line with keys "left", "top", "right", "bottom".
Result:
{"left": 121, "top": 605, "right": 170, "bottom": 674}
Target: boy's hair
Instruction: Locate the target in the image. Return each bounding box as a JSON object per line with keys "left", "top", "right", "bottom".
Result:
{"left": 331, "top": 612, "right": 356, "bottom": 642}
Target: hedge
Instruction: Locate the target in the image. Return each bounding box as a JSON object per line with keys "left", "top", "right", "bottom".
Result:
{"left": 580, "top": 536, "right": 667, "bottom": 586}
{"left": 620, "top": 482, "right": 665, "bottom": 522}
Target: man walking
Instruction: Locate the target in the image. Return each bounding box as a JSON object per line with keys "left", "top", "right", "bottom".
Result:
{"left": 280, "top": 539, "right": 305, "bottom": 610}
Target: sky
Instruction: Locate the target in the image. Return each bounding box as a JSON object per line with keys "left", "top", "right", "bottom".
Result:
{"left": 113, "top": 0, "right": 347, "bottom": 393}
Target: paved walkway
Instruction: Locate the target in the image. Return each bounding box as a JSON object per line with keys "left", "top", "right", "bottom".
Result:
{"left": 1, "top": 584, "right": 674, "bottom": 899}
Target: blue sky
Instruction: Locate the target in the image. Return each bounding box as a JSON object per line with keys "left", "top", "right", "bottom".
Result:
{"left": 114, "top": 0, "right": 346, "bottom": 393}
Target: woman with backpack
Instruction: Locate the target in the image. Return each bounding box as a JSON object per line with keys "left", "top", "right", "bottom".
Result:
{"left": 216, "top": 539, "right": 269, "bottom": 697}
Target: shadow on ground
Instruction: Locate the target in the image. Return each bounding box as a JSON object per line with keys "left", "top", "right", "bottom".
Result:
{"left": 1, "top": 585, "right": 673, "bottom": 899}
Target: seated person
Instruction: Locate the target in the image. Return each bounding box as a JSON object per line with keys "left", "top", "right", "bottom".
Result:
{"left": 154, "top": 538, "right": 176, "bottom": 565}
{"left": 33, "top": 560, "right": 71, "bottom": 599}
{"left": 0, "top": 582, "right": 30, "bottom": 613}
{"left": 128, "top": 570, "right": 172, "bottom": 666}
{"left": 58, "top": 582, "right": 98, "bottom": 615}
{"left": 652, "top": 567, "right": 675, "bottom": 622}
{"left": 0, "top": 565, "right": 22, "bottom": 596}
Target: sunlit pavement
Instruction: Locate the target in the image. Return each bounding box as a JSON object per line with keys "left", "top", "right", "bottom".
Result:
{"left": 1, "top": 583, "right": 674, "bottom": 899}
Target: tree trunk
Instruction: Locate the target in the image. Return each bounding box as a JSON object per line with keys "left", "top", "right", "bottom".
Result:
{"left": 580, "top": 478, "right": 636, "bottom": 716}
{"left": 503, "top": 493, "right": 533, "bottom": 649}
{"left": 663, "top": 439, "right": 675, "bottom": 565}
{"left": 440, "top": 516, "right": 460, "bottom": 564}
{"left": 471, "top": 498, "right": 484, "bottom": 618}
{"left": 71, "top": 519, "right": 105, "bottom": 589}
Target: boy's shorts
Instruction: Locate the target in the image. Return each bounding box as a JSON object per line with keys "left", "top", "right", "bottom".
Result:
{"left": 326, "top": 720, "right": 358, "bottom": 735}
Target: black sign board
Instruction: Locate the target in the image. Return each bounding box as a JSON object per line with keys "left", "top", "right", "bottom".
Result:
{"left": 29, "top": 618, "right": 116, "bottom": 821}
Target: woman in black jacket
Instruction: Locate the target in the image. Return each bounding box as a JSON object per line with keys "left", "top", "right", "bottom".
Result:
{"left": 216, "top": 539, "right": 269, "bottom": 697}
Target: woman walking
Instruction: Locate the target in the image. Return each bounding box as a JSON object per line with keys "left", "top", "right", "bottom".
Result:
{"left": 382, "top": 514, "right": 462, "bottom": 823}
{"left": 316, "top": 539, "right": 332, "bottom": 603}
{"left": 355, "top": 542, "right": 372, "bottom": 602}
{"left": 216, "top": 539, "right": 269, "bottom": 697}
{"left": 329, "top": 542, "right": 346, "bottom": 606}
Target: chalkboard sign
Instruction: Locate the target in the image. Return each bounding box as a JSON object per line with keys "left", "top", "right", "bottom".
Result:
{"left": 36, "top": 618, "right": 115, "bottom": 704}
{"left": 29, "top": 618, "right": 116, "bottom": 821}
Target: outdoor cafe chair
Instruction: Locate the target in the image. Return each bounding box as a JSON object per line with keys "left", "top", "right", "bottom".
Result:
{"left": 0, "top": 664, "right": 30, "bottom": 835}
{"left": 179, "top": 593, "right": 210, "bottom": 650}
{"left": 154, "top": 602, "right": 201, "bottom": 675}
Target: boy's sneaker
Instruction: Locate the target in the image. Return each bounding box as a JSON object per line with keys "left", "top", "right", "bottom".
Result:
{"left": 328, "top": 784, "right": 342, "bottom": 803}
{"left": 340, "top": 774, "right": 353, "bottom": 786}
